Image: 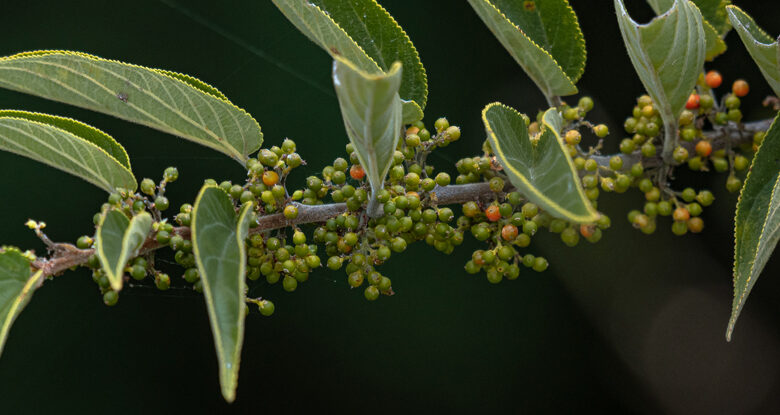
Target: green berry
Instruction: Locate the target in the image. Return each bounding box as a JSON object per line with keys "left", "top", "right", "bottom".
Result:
{"left": 154, "top": 196, "right": 170, "bottom": 211}
{"left": 155, "top": 273, "right": 170, "bottom": 290}
{"left": 103, "top": 291, "right": 119, "bottom": 306}
{"left": 131, "top": 265, "right": 146, "bottom": 280}
{"left": 532, "top": 257, "right": 548, "bottom": 272}
{"left": 258, "top": 300, "right": 275, "bottom": 316}
{"left": 364, "top": 285, "right": 380, "bottom": 301}
{"left": 282, "top": 275, "right": 298, "bottom": 292}
{"left": 140, "top": 179, "right": 156, "bottom": 195}
{"left": 163, "top": 167, "right": 178, "bottom": 182}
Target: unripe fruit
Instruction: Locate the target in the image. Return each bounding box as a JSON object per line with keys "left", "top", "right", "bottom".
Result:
{"left": 140, "top": 178, "right": 156, "bottom": 195}
{"left": 103, "top": 291, "right": 119, "bottom": 306}
{"left": 726, "top": 175, "right": 742, "bottom": 193}
{"left": 364, "top": 285, "right": 379, "bottom": 301}
{"left": 593, "top": 124, "right": 609, "bottom": 138}
{"left": 283, "top": 205, "right": 299, "bottom": 219}
{"left": 258, "top": 300, "right": 275, "bottom": 316}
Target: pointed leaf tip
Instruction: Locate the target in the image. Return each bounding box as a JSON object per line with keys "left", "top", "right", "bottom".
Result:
{"left": 192, "top": 185, "right": 252, "bottom": 402}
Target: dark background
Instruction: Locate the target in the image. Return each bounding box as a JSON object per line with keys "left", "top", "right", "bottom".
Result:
{"left": 1, "top": 1, "right": 779, "bottom": 413}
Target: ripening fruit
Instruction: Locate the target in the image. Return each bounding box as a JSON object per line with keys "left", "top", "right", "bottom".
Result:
{"left": 349, "top": 165, "right": 365, "bottom": 180}
{"left": 685, "top": 93, "right": 700, "bottom": 109}
{"left": 687, "top": 217, "right": 704, "bottom": 233}
{"left": 705, "top": 70, "right": 722, "bottom": 88}
{"left": 732, "top": 79, "right": 749, "bottom": 97}
{"left": 565, "top": 130, "right": 581, "bottom": 145}
{"left": 485, "top": 205, "right": 501, "bottom": 222}
{"left": 579, "top": 224, "right": 595, "bottom": 239}
{"left": 672, "top": 207, "right": 690, "bottom": 222}
{"left": 695, "top": 140, "right": 712, "bottom": 157}
{"left": 262, "top": 170, "right": 279, "bottom": 186}
{"left": 501, "top": 224, "right": 518, "bottom": 241}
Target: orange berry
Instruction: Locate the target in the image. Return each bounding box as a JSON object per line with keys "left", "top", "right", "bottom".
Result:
{"left": 695, "top": 140, "right": 712, "bottom": 157}
{"left": 349, "top": 164, "right": 365, "bottom": 180}
{"left": 705, "top": 70, "right": 722, "bottom": 88}
{"left": 685, "top": 93, "right": 700, "bottom": 110}
{"left": 262, "top": 170, "right": 279, "bottom": 186}
{"left": 501, "top": 224, "right": 518, "bottom": 241}
{"left": 406, "top": 126, "right": 420, "bottom": 136}
{"left": 732, "top": 79, "right": 749, "bottom": 97}
{"left": 579, "top": 224, "right": 595, "bottom": 238}
{"left": 485, "top": 205, "right": 501, "bottom": 222}
{"left": 673, "top": 207, "right": 690, "bottom": 222}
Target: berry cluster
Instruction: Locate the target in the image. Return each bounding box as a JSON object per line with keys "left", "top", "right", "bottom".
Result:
{"left": 66, "top": 68, "right": 766, "bottom": 312}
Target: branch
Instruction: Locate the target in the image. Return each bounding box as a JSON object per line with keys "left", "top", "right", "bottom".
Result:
{"left": 590, "top": 118, "right": 769, "bottom": 169}
{"left": 30, "top": 118, "right": 774, "bottom": 281}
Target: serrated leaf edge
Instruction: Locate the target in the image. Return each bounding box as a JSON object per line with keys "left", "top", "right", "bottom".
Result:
{"left": 474, "top": 0, "right": 578, "bottom": 97}
{"left": 727, "top": 114, "right": 780, "bottom": 340}
{"left": 0, "top": 50, "right": 263, "bottom": 161}
{"left": 0, "top": 112, "right": 137, "bottom": 192}
{"left": 274, "top": 1, "right": 426, "bottom": 113}
{"left": 0, "top": 109, "right": 132, "bottom": 170}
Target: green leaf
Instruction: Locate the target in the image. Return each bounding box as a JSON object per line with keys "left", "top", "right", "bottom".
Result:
{"left": 271, "top": 0, "right": 427, "bottom": 123}
{"left": 332, "top": 57, "right": 403, "bottom": 214}
{"left": 615, "top": 0, "right": 706, "bottom": 137}
{"left": 0, "top": 51, "right": 262, "bottom": 164}
{"left": 468, "top": 0, "right": 585, "bottom": 100}
{"left": 0, "top": 111, "right": 137, "bottom": 192}
{"left": 191, "top": 186, "right": 253, "bottom": 403}
{"left": 646, "top": 0, "right": 728, "bottom": 61}
{"left": 0, "top": 247, "right": 44, "bottom": 357}
{"left": 95, "top": 210, "right": 153, "bottom": 292}
{"left": 727, "top": 114, "right": 780, "bottom": 341}
{"left": 727, "top": 6, "right": 780, "bottom": 98}
{"left": 481, "top": 103, "right": 598, "bottom": 223}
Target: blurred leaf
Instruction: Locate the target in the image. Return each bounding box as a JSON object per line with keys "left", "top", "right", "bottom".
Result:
{"left": 272, "top": 0, "right": 427, "bottom": 122}
{"left": 727, "top": 114, "right": 780, "bottom": 341}
{"left": 647, "top": 0, "right": 727, "bottom": 61}
{"left": 727, "top": 6, "right": 780, "bottom": 97}
{"left": 468, "top": 0, "right": 585, "bottom": 100}
{"left": 332, "top": 57, "right": 402, "bottom": 214}
{"left": 95, "top": 210, "right": 152, "bottom": 292}
{"left": 694, "top": 0, "right": 731, "bottom": 35}
{"left": 0, "top": 247, "right": 44, "bottom": 357}
{"left": 615, "top": 0, "right": 705, "bottom": 134}
{"left": 0, "top": 111, "right": 137, "bottom": 192}
{"left": 482, "top": 103, "right": 598, "bottom": 223}
{"left": 0, "top": 51, "right": 262, "bottom": 163}
{"left": 191, "top": 186, "right": 253, "bottom": 402}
